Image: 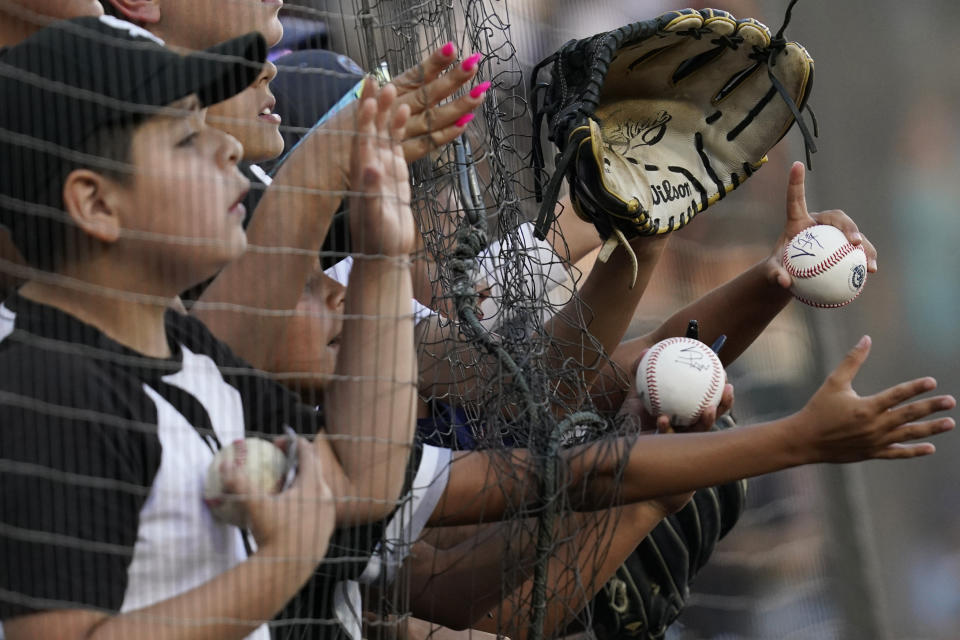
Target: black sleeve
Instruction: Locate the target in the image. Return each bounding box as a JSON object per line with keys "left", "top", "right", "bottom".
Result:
{"left": 0, "top": 349, "right": 159, "bottom": 620}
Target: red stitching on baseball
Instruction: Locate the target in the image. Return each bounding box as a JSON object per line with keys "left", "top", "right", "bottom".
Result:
{"left": 792, "top": 284, "right": 865, "bottom": 309}
{"left": 783, "top": 242, "right": 862, "bottom": 280}
{"left": 643, "top": 337, "right": 686, "bottom": 416}
{"left": 693, "top": 351, "right": 723, "bottom": 423}
{"left": 234, "top": 439, "right": 246, "bottom": 468}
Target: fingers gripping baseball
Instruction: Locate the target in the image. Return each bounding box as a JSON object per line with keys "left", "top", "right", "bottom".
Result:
{"left": 811, "top": 209, "right": 877, "bottom": 273}
{"left": 770, "top": 163, "right": 878, "bottom": 290}
{"left": 799, "top": 336, "right": 956, "bottom": 463}
{"left": 214, "top": 439, "right": 335, "bottom": 560}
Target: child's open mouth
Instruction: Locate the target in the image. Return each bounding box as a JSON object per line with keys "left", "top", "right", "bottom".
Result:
{"left": 228, "top": 188, "right": 250, "bottom": 217}
{"left": 258, "top": 98, "right": 281, "bottom": 125}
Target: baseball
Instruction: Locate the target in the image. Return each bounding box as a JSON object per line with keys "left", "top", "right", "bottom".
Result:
{"left": 782, "top": 224, "right": 867, "bottom": 308}
{"left": 636, "top": 337, "right": 725, "bottom": 428}
{"left": 203, "top": 438, "right": 288, "bottom": 527}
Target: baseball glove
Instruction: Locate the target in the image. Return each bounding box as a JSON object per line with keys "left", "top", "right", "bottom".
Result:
{"left": 590, "top": 414, "right": 748, "bottom": 640}
{"left": 530, "top": 2, "right": 816, "bottom": 285}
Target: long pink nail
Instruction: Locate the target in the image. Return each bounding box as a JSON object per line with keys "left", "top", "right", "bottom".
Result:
{"left": 455, "top": 113, "right": 475, "bottom": 128}
{"left": 461, "top": 53, "right": 481, "bottom": 72}
{"left": 469, "top": 81, "right": 491, "bottom": 99}
{"left": 441, "top": 41, "right": 455, "bottom": 57}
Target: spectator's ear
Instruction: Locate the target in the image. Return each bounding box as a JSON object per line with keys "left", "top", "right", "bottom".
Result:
{"left": 62, "top": 170, "right": 122, "bottom": 244}
{"left": 104, "top": 0, "right": 161, "bottom": 25}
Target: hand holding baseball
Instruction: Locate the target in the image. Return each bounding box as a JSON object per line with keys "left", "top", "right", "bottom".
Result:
{"left": 766, "top": 162, "right": 877, "bottom": 291}
{"left": 634, "top": 338, "right": 732, "bottom": 430}
{"left": 618, "top": 353, "right": 734, "bottom": 434}
{"left": 792, "top": 336, "right": 955, "bottom": 463}
{"left": 206, "top": 437, "right": 336, "bottom": 562}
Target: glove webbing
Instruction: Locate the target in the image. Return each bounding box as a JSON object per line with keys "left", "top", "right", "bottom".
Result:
{"left": 761, "top": 0, "right": 819, "bottom": 168}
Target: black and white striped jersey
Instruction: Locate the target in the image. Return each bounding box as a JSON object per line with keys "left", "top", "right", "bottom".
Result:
{"left": 0, "top": 292, "right": 450, "bottom": 640}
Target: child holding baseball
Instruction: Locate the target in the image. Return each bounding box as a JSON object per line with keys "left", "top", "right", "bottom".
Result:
{"left": 0, "top": 16, "right": 419, "bottom": 639}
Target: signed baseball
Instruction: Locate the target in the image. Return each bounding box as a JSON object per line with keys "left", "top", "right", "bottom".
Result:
{"left": 636, "top": 337, "right": 725, "bottom": 427}
{"left": 782, "top": 225, "right": 867, "bottom": 308}
{"left": 204, "top": 438, "right": 288, "bottom": 527}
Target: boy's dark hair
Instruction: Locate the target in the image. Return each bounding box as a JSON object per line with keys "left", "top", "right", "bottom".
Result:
{"left": 0, "top": 15, "right": 266, "bottom": 273}
{"left": 2, "top": 124, "right": 136, "bottom": 272}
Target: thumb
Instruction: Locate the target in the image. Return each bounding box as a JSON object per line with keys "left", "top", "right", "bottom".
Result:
{"left": 769, "top": 262, "right": 792, "bottom": 289}
{"left": 829, "top": 335, "right": 872, "bottom": 387}
{"left": 289, "top": 438, "right": 317, "bottom": 487}
{"left": 785, "top": 161, "right": 809, "bottom": 222}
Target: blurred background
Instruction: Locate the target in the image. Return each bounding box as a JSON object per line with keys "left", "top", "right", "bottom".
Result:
{"left": 275, "top": 0, "right": 960, "bottom": 637}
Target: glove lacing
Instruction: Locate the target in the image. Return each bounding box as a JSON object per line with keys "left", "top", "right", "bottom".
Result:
{"left": 759, "top": 0, "right": 819, "bottom": 167}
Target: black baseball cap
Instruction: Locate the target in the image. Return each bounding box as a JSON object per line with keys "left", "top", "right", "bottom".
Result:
{"left": 0, "top": 15, "right": 267, "bottom": 268}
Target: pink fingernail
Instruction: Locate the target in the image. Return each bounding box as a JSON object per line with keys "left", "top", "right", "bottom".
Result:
{"left": 441, "top": 41, "right": 455, "bottom": 57}
{"left": 469, "top": 81, "right": 491, "bottom": 99}
{"left": 461, "top": 53, "right": 481, "bottom": 72}
{"left": 455, "top": 113, "right": 475, "bottom": 128}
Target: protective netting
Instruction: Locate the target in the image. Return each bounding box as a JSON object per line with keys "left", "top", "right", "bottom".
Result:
{"left": 0, "top": 1, "right": 890, "bottom": 639}
{"left": 300, "top": 1, "right": 850, "bottom": 639}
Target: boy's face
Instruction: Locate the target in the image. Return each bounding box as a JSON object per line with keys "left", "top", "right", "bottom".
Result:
{"left": 272, "top": 262, "right": 346, "bottom": 389}
{"left": 109, "top": 95, "right": 250, "bottom": 286}
{"left": 149, "top": 0, "right": 283, "bottom": 50}
{"left": 3, "top": 0, "right": 103, "bottom": 20}
{"left": 206, "top": 61, "right": 283, "bottom": 163}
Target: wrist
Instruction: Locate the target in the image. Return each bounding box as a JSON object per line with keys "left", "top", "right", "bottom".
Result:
{"left": 350, "top": 253, "right": 413, "bottom": 271}
{"left": 274, "top": 131, "right": 350, "bottom": 192}
{"left": 253, "top": 541, "right": 322, "bottom": 585}
{"left": 766, "top": 412, "right": 811, "bottom": 467}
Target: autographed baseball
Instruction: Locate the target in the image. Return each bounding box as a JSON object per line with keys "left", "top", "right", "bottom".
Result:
{"left": 204, "top": 438, "right": 287, "bottom": 527}
{"left": 782, "top": 225, "right": 867, "bottom": 308}
{"left": 636, "top": 337, "right": 725, "bottom": 428}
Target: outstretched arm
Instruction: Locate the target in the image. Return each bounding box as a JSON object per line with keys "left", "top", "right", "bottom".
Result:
{"left": 427, "top": 336, "right": 953, "bottom": 526}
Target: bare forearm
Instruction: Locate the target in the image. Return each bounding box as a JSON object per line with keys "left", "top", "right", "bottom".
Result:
{"left": 543, "top": 236, "right": 668, "bottom": 404}
{"left": 568, "top": 418, "right": 800, "bottom": 506}
{"left": 432, "top": 417, "right": 800, "bottom": 525}
{"left": 325, "top": 257, "right": 416, "bottom": 524}
{"left": 86, "top": 551, "right": 315, "bottom": 640}
{"left": 594, "top": 259, "right": 793, "bottom": 411}
{"left": 194, "top": 133, "right": 348, "bottom": 370}
{"left": 622, "top": 259, "right": 792, "bottom": 371}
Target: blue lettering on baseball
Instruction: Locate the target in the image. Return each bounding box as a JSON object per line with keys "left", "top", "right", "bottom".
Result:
{"left": 789, "top": 228, "right": 824, "bottom": 259}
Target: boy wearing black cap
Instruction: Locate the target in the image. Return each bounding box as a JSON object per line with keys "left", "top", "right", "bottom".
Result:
{"left": 0, "top": 15, "right": 418, "bottom": 640}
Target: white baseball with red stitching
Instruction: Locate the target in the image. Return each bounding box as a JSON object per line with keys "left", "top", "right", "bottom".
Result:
{"left": 203, "top": 437, "right": 287, "bottom": 527}
{"left": 782, "top": 225, "right": 867, "bottom": 308}
{"left": 636, "top": 337, "right": 725, "bottom": 427}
